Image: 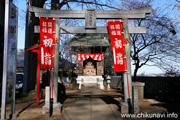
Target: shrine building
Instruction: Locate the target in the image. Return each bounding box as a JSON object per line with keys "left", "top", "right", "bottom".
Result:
{"left": 70, "top": 34, "right": 110, "bottom": 89}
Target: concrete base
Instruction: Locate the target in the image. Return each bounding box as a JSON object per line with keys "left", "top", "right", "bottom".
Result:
{"left": 120, "top": 102, "right": 128, "bottom": 114}
{"left": 42, "top": 102, "right": 62, "bottom": 114}
{"left": 77, "top": 76, "right": 104, "bottom": 89}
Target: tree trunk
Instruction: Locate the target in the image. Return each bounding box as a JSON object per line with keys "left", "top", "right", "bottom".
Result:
{"left": 133, "top": 59, "right": 140, "bottom": 81}
{"left": 133, "top": 67, "right": 138, "bottom": 81}
{"left": 51, "top": 0, "right": 59, "bottom": 9}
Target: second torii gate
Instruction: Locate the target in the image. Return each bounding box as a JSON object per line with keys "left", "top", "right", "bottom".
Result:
{"left": 26, "top": 6, "right": 152, "bottom": 113}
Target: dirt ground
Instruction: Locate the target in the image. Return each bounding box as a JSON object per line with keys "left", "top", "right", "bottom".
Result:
{"left": 1, "top": 87, "right": 170, "bottom": 120}
{"left": 1, "top": 88, "right": 79, "bottom": 120}
{"left": 103, "top": 87, "right": 167, "bottom": 113}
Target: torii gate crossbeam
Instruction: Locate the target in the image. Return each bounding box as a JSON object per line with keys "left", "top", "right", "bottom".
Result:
{"left": 34, "top": 24, "right": 146, "bottom": 34}
{"left": 29, "top": 6, "right": 151, "bottom": 19}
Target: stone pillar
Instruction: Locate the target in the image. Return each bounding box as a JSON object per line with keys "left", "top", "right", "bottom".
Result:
{"left": 120, "top": 102, "right": 128, "bottom": 114}
{"left": 132, "top": 82, "right": 145, "bottom": 101}
{"left": 132, "top": 82, "right": 145, "bottom": 113}
{"left": 98, "top": 77, "right": 104, "bottom": 89}
{"left": 42, "top": 86, "right": 50, "bottom": 114}
{"left": 106, "top": 75, "right": 111, "bottom": 90}
{"left": 123, "top": 20, "right": 132, "bottom": 102}
{"left": 42, "top": 86, "right": 61, "bottom": 114}
{"left": 132, "top": 86, "right": 139, "bottom": 113}
{"left": 53, "top": 19, "right": 60, "bottom": 103}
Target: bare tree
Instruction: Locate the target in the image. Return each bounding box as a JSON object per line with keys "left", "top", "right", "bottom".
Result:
{"left": 120, "top": 0, "right": 180, "bottom": 80}
{"left": 104, "top": 46, "right": 115, "bottom": 76}
{"left": 26, "top": 0, "right": 180, "bottom": 84}
{"left": 49, "top": 0, "right": 120, "bottom": 10}
{"left": 131, "top": 14, "right": 178, "bottom": 80}
{"left": 156, "top": 0, "right": 180, "bottom": 33}
{"left": 59, "top": 34, "right": 75, "bottom": 70}
{"left": 150, "top": 0, "right": 180, "bottom": 73}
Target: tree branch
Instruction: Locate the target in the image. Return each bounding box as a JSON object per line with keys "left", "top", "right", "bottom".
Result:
{"left": 139, "top": 53, "right": 157, "bottom": 68}
{"left": 164, "top": 3, "right": 180, "bottom": 9}
{"left": 66, "top": 0, "right": 121, "bottom": 10}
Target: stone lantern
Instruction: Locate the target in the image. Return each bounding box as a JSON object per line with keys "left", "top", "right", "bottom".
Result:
{"left": 106, "top": 75, "right": 111, "bottom": 90}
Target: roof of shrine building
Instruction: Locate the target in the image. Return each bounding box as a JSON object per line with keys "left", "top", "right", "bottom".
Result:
{"left": 70, "top": 34, "right": 110, "bottom": 47}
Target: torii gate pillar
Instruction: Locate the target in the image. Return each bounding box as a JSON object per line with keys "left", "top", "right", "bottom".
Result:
{"left": 51, "top": 19, "right": 60, "bottom": 104}
{"left": 123, "top": 20, "right": 132, "bottom": 103}
{"left": 42, "top": 19, "right": 61, "bottom": 115}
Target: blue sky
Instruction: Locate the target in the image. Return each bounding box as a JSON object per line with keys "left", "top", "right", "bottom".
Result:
{"left": 14, "top": 0, "right": 179, "bottom": 49}
{"left": 13, "top": 0, "right": 26, "bottom": 49}
{"left": 13, "top": 0, "right": 179, "bottom": 75}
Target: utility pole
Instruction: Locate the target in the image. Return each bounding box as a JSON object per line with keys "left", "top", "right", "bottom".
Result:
{"left": 1, "top": 0, "right": 10, "bottom": 119}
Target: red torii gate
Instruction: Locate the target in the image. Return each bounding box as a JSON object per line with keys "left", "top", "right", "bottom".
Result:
{"left": 26, "top": 45, "right": 41, "bottom": 106}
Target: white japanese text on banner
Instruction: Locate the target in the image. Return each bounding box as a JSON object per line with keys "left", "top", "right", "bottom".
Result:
{"left": 40, "top": 18, "right": 54, "bottom": 69}
{"left": 107, "top": 21, "right": 125, "bottom": 72}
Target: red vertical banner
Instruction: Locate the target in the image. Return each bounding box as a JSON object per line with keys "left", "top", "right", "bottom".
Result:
{"left": 40, "top": 18, "right": 54, "bottom": 69}
{"left": 108, "top": 21, "right": 125, "bottom": 72}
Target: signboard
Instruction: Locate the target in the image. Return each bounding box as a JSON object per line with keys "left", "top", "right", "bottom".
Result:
{"left": 76, "top": 53, "right": 103, "bottom": 61}
{"left": 6, "top": 2, "right": 18, "bottom": 103}
{"left": 107, "top": 21, "right": 125, "bottom": 72}
{"left": 40, "top": 18, "right": 54, "bottom": 69}
{"left": 85, "top": 9, "right": 96, "bottom": 28}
